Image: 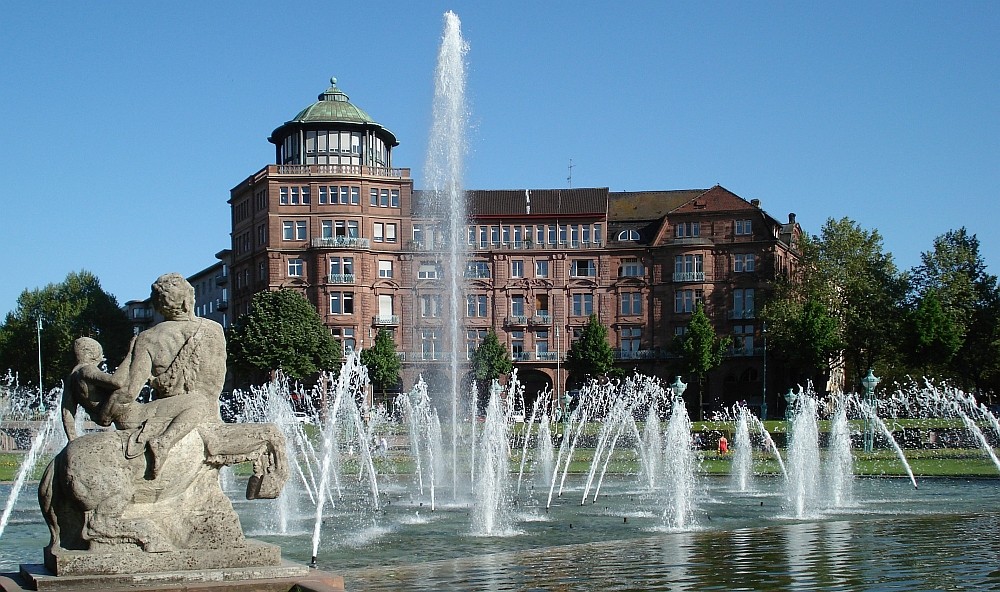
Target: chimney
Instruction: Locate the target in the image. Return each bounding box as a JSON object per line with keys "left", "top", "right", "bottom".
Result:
{"left": 788, "top": 212, "right": 796, "bottom": 224}
{"left": 750, "top": 199, "right": 761, "bottom": 207}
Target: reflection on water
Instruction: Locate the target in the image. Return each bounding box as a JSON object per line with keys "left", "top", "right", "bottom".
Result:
{"left": 342, "top": 513, "right": 1000, "bottom": 591}
{"left": 3, "top": 479, "right": 1000, "bottom": 591}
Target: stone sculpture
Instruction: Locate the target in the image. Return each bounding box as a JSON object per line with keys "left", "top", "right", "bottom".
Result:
{"left": 37, "top": 273, "right": 289, "bottom": 575}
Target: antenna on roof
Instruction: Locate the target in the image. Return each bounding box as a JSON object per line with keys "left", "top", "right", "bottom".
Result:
{"left": 567, "top": 159, "right": 575, "bottom": 188}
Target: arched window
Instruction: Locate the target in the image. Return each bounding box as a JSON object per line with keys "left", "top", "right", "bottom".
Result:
{"left": 617, "top": 229, "right": 640, "bottom": 241}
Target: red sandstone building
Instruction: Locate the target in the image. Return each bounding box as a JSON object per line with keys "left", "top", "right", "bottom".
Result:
{"left": 228, "top": 79, "right": 801, "bottom": 415}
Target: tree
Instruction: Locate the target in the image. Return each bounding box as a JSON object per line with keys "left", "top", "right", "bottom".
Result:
{"left": 762, "top": 286, "right": 841, "bottom": 386}
{"left": 470, "top": 328, "right": 512, "bottom": 387}
{"left": 675, "top": 302, "right": 731, "bottom": 420}
{"left": 0, "top": 270, "right": 131, "bottom": 389}
{"left": 227, "top": 289, "right": 341, "bottom": 383}
{"left": 360, "top": 329, "right": 402, "bottom": 403}
{"left": 909, "top": 228, "right": 1000, "bottom": 395}
{"left": 564, "top": 314, "right": 615, "bottom": 384}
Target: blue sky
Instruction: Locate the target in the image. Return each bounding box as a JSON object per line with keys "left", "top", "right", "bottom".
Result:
{"left": 2, "top": 2, "right": 998, "bottom": 317}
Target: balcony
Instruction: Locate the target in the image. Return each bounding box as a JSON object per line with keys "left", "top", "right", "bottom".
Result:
{"left": 399, "top": 351, "right": 453, "bottom": 362}
{"left": 505, "top": 315, "right": 529, "bottom": 326}
{"left": 328, "top": 273, "right": 356, "bottom": 284}
{"left": 728, "top": 309, "right": 756, "bottom": 320}
{"left": 372, "top": 315, "right": 400, "bottom": 326}
{"left": 512, "top": 351, "right": 532, "bottom": 361}
{"left": 673, "top": 271, "right": 705, "bottom": 282}
{"left": 728, "top": 346, "right": 765, "bottom": 357}
{"left": 312, "top": 237, "right": 370, "bottom": 249}
{"left": 536, "top": 351, "right": 560, "bottom": 361}
{"left": 272, "top": 164, "right": 410, "bottom": 179}
{"left": 470, "top": 240, "right": 604, "bottom": 252}
{"left": 216, "top": 299, "right": 229, "bottom": 311}
{"left": 613, "top": 349, "right": 660, "bottom": 360}
{"left": 464, "top": 269, "right": 491, "bottom": 279}
{"left": 530, "top": 313, "right": 552, "bottom": 326}
{"left": 214, "top": 274, "right": 228, "bottom": 286}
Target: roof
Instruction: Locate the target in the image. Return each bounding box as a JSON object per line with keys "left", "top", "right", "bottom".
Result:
{"left": 608, "top": 190, "right": 707, "bottom": 221}
{"left": 412, "top": 188, "right": 609, "bottom": 218}
{"left": 269, "top": 78, "right": 398, "bottom": 145}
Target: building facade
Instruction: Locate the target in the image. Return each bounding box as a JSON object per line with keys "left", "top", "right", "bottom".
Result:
{"left": 228, "top": 79, "right": 801, "bottom": 415}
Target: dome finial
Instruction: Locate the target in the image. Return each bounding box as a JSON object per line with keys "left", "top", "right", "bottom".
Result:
{"left": 330, "top": 76, "right": 337, "bottom": 86}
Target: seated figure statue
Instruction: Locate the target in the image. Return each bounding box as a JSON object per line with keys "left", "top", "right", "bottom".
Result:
{"left": 39, "top": 273, "right": 289, "bottom": 573}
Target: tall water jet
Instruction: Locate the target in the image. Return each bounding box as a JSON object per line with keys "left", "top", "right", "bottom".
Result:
{"left": 826, "top": 400, "right": 854, "bottom": 508}
{"left": 786, "top": 392, "right": 820, "bottom": 518}
{"left": 662, "top": 396, "right": 697, "bottom": 529}
{"left": 422, "top": 10, "right": 470, "bottom": 501}
{"left": 472, "top": 382, "right": 512, "bottom": 535}
{"left": 731, "top": 406, "right": 753, "bottom": 492}
{"left": 639, "top": 403, "right": 663, "bottom": 491}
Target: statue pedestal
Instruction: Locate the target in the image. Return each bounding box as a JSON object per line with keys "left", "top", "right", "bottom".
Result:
{"left": 44, "top": 539, "right": 283, "bottom": 576}
{"left": 3, "top": 560, "right": 344, "bottom": 592}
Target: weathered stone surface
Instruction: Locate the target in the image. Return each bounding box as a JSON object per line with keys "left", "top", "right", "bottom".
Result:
{"left": 33, "top": 273, "right": 291, "bottom": 577}
{"left": 14, "top": 560, "right": 344, "bottom": 592}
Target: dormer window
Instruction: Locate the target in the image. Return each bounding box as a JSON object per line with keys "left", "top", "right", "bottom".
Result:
{"left": 617, "top": 229, "right": 641, "bottom": 241}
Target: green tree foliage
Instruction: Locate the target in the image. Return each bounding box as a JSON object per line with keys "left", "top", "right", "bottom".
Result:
{"left": 762, "top": 284, "right": 841, "bottom": 386}
{"left": 565, "top": 314, "right": 615, "bottom": 382}
{"left": 470, "top": 329, "right": 512, "bottom": 384}
{"left": 909, "top": 228, "right": 1000, "bottom": 395}
{"left": 360, "top": 328, "right": 402, "bottom": 396}
{"left": 227, "top": 289, "right": 341, "bottom": 382}
{"left": 0, "top": 270, "right": 131, "bottom": 388}
{"left": 675, "top": 302, "right": 731, "bottom": 419}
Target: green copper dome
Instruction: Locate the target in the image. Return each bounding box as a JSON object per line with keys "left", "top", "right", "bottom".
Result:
{"left": 269, "top": 77, "right": 398, "bottom": 147}
{"left": 290, "top": 77, "right": 376, "bottom": 125}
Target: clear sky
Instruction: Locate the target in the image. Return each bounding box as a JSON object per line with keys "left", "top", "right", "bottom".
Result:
{"left": 2, "top": 2, "right": 998, "bottom": 317}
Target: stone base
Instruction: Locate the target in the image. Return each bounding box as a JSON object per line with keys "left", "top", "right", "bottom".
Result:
{"left": 44, "top": 540, "right": 284, "bottom": 576}
{"left": 4, "top": 562, "right": 343, "bottom": 592}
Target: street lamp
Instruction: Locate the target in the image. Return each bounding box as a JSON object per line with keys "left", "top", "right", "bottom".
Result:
{"left": 35, "top": 315, "right": 45, "bottom": 412}
{"left": 669, "top": 376, "right": 687, "bottom": 403}
{"left": 861, "top": 369, "right": 880, "bottom": 453}
{"left": 783, "top": 388, "right": 797, "bottom": 422}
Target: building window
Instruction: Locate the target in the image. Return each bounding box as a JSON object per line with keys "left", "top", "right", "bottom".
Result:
{"left": 617, "top": 229, "right": 641, "bottom": 241}
{"left": 511, "top": 260, "right": 524, "bottom": 278}
{"left": 674, "top": 255, "right": 704, "bottom": 281}
{"left": 318, "top": 186, "right": 328, "bottom": 204}
{"left": 350, "top": 187, "right": 360, "bottom": 205}
{"left": 620, "top": 259, "right": 644, "bottom": 277}
{"left": 287, "top": 258, "right": 303, "bottom": 277}
{"left": 735, "top": 220, "right": 752, "bottom": 235}
{"left": 535, "top": 330, "right": 549, "bottom": 355}
{"left": 420, "top": 328, "right": 442, "bottom": 359}
{"left": 390, "top": 190, "right": 400, "bottom": 208}
{"left": 572, "top": 293, "right": 594, "bottom": 316}
{"left": 734, "top": 254, "right": 756, "bottom": 273}
{"left": 620, "top": 292, "right": 642, "bottom": 316}
{"left": 733, "top": 325, "right": 754, "bottom": 354}
{"left": 467, "top": 329, "right": 488, "bottom": 359}
{"left": 535, "top": 260, "right": 549, "bottom": 278}
{"left": 420, "top": 294, "right": 442, "bottom": 318}
{"left": 370, "top": 189, "right": 379, "bottom": 206}
{"left": 373, "top": 223, "right": 384, "bottom": 242}
{"left": 675, "top": 222, "right": 701, "bottom": 238}
{"left": 674, "top": 289, "right": 703, "bottom": 313}
{"left": 733, "top": 288, "right": 755, "bottom": 319}
{"left": 329, "top": 292, "right": 355, "bottom": 315}
{"left": 329, "top": 257, "right": 354, "bottom": 279}
{"left": 332, "top": 327, "right": 356, "bottom": 353}
{"left": 570, "top": 259, "right": 597, "bottom": 277}
{"left": 534, "top": 294, "right": 550, "bottom": 316}
{"left": 510, "top": 330, "right": 525, "bottom": 359}
{"left": 257, "top": 224, "right": 266, "bottom": 246}
{"left": 467, "top": 294, "right": 488, "bottom": 317}
{"left": 282, "top": 220, "right": 306, "bottom": 241}
{"left": 385, "top": 223, "right": 397, "bottom": 243}
{"left": 511, "top": 295, "right": 525, "bottom": 317}
{"left": 547, "top": 225, "right": 557, "bottom": 245}
{"left": 620, "top": 326, "right": 641, "bottom": 352}
{"left": 465, "top": 261, "right": 490, "bottom": 278}
{"left": 418, "top": 263, "right": 439, "bottom": 280}
{"left": 257, "top": 262, "right": 266, "bottom": 281}
{"left": 378, "top": 260, "right": 393, "bottom": 278}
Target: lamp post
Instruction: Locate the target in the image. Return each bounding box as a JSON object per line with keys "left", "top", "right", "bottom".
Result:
{"left": 555, "top": 326, "right": 561, "bottom": 418}
{"left": 35, "top": 315, "right": 45, "bottom": 412}
{"left": 861, "top": 369, "right": 880, "bottom": 453}
{"left": 760, "top": 322, "right": 767, "bottom": 419}
{"left": 669, "top": 376, "right": 687, "bottom": 403}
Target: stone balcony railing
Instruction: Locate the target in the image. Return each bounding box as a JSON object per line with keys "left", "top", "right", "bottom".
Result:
{"left": 328, "top": 273, "right": 356, "bottom": 284}
{"left": 312, "top": 237, "right": 370, "bottom": 249}
{"left": 673, "top": 271, "right": 706, "bottom": 282}
{"left": 505, "top": 315, "right": 529, "bottom": 326}
{"left": 728, "top": 309, "right": 756, "bottom": 320}
{"left": 272, "top": 164, "right": 410, "bottom": 179}
{"left": 530, "top": 314, "right": 552, "bottom": 325}
{"left": 372, "top": 315, "right": 400, "bottom": 326}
